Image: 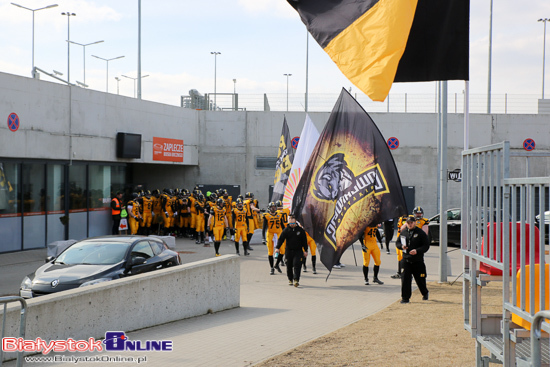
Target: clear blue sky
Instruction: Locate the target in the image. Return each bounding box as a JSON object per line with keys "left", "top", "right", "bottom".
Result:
{"left": 1, "top": 0, "right": 549, "bottom": 106}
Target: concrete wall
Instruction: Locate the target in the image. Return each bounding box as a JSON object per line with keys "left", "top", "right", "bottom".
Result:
{"left": 1, "top": 71, "right": 549, "bottom": 218}
{"left": 0, "top": 72, "right": 199, "bottom": 165}
{"left": 0, "top": 255, "right": 239, "bottom": 362}
{"left": 188, "top": 110, "right": 550, "bottom": 216}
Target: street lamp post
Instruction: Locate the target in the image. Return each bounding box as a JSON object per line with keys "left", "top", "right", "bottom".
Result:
{"left": 115, "top": 77, "right": 121, "bottom": 95}
{"left": 138, "top": 0, "right": 142, "bottom": 99}
{"left": 92, "top": 55, "right": 125, "bottom": 93}
{"left": 61, "top": 11, "right": 76, "bottom": 84}
{"left": 539, "top": 18, "right": 549, "bottom": 99}
{"left": 11, "top": 3, "right": 59, "bottom": 78}
{"left": 487, "top": 0, "right": 493, "bottom": 114}
{"left": 233, "top": 79, "right": 237, "bottom": 94}
{"left": 211, "top": 52, "right": 221, "bottom": 110}
{"left": 122, "top": 74, "right": 149, "bottom": 98}
{"left": 67, "top": 40, "right": 103, "bottom": 86}
{"left": 284, "top": 73, "right": 292, "bottom": 111}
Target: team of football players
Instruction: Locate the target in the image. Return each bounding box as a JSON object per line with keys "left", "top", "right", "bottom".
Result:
{"left": 120, "top": 188, "right": 429, "bottom": 288}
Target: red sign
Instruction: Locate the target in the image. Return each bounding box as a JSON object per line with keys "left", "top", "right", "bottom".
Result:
{"left": 153, "top": 137, "right": 184, "bottom": 162}
{"left": 523, "top": 138, "right": 535, "bottom": 151}
{"left": 387, "top": 137, "right": 399, "bottom": 150}
{"left": 291, "top": 136, "right": 300, "bottom": 149}
{"left": 7, "top": 113, "right": 19, "bottom": 132}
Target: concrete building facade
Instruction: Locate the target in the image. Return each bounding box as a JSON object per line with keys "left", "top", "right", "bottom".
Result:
{"left": 1, "top": 71, "right": 548, "bottom": 253}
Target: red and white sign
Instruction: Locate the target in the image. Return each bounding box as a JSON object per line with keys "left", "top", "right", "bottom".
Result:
{"left": 153, "top": 137, "right": 184, "bottom": 162}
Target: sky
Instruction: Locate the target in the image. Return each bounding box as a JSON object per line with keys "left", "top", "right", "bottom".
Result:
{"left": 1, "top": 0, "right": 549, "bottom": 108}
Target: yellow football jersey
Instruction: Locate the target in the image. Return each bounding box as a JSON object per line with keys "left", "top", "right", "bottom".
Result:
{"left": 211, "top": 207, "right": 227, "bottom": 227}
{"left": 263, "top": 211, "right": 283, "bottom": 233}
{"left": 233, "top": 207, "right": 247, "bottom": 228}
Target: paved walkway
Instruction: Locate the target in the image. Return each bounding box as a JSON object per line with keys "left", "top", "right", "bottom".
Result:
{"left": 1, "top": 231, "right": 463, "bottom": 366}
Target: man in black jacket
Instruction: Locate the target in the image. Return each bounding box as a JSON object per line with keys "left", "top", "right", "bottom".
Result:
{"left": 396, "top": 215, "right": 430, "bottom": 303}
{"left": 275, "top": 215, "right": 308, "bottom": 287}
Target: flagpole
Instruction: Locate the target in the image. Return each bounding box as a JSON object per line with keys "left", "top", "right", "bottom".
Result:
{"left": 437, "top": 82, "right": 441, "bottom": 210}
{"left": 438, "top": 81, "right": 448, "bottom": 283}
{"left": 305, "top": 28, "right": 309, "bottom": 113}
{"left": 464, "top": 81, "right": 470, "bottom": 149}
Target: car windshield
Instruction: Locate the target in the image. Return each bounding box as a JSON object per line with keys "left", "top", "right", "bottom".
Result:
{"left": 56, "top": 241, "right": 130, "bottom": 265}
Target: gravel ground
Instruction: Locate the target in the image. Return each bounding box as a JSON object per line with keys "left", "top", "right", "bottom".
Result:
{"left": 257, "top": 281, "right": 501, "bottom": 367}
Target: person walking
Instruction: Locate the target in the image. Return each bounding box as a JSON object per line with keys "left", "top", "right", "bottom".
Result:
{"left": 303, "top": 231, "right": 317, "bottom": 274}
{"left": 262, "top": 202, "right": 285, "bottom": 275}
{"left": 383, "top": 218, "right": 395, "bottom": 254}
{"left": 243, "top": 192, "right": 260, "bottom": 251}
{"left": 232, "top": 198, "right": 249, "bottom": 256}
{"left": 396, "top": 215, "right": 430, "bottom": 304}
{"left": 208, "top": 198, "right": 228, "bottom": 256}
{"left": 360, "top": 225, "right": 384, "bottom": 285}
{"left": 275, "top": 215, "right": 308, "bottom": 287}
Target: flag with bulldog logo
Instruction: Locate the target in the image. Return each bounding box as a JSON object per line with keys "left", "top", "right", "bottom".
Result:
{"left": 271, "top": 117, "right": 295, "bottom": 203}
{"left": 292, "top": 88, "right": 407, "bottom": 271}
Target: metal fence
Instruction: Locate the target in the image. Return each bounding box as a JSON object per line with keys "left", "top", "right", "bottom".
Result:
{"left": 462, "top": 141, "right": 550, "bottom": 366}
{"left": 182, "top": 92, "right": 543, "bottom": 114}
{"left": 0, "top": 296, "right": 27, "bottom": 367}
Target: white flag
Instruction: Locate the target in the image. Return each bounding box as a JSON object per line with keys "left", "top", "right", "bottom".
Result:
{"left": 282, "top": 114, "right": 320, "bottom": 210}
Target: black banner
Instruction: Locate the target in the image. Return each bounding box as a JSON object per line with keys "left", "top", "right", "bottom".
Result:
{"left": 272, "top": 117, "right": 295, "bottom": 203}
{"left": 292, "top": 89, "right": 407, "bottom": 271}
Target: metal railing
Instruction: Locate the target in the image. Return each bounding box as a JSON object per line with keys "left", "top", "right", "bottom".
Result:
{"left": 531, "top": 310, "right": 550, "bottom": 367}
{"left": 462, "top": 142, "right": 550, "bottom": 366}
{"left": 181, "top": 92, "right": 544, "bottom": 114}
{"left": 0, "top": 296, "right": 27, "bottom": 367}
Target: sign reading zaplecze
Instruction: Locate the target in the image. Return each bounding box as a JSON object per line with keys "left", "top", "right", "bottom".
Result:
{"left": 153, "top": 137, "right": 184, "bottom": 162}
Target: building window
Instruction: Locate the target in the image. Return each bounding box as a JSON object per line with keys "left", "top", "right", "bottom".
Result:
{"left": 255, "top": 157, "right": 277, "bottom": 170}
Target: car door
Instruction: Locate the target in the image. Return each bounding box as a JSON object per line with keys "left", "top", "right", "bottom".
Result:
{"left": 128, "top": 240, "right": 157, "bottom": 275}
{"left": 148, "top": 240, "right": 174, "bottom": 269}
{"left": 446, "top": 209, "right": 461, "bottom": 244}
{"left": 428, "top": 214, "right": 440, "bottom": 243}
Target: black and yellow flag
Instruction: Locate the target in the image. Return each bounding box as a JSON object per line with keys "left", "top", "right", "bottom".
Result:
{"left": 292, "top": 88, "right": 407, "bottom": 271}
{"left": 287, "top": 0, "right": 469, "bottom": 102}
{"left": 272, "top": 117, "right": 295, "bottom": 203}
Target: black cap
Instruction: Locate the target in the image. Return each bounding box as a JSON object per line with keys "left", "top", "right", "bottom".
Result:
{"left": 406, "top": 215, "right": 415, "bottom": 222}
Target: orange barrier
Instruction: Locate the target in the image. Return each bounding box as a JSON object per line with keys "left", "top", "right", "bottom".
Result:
{"left": 480, "top": 222, "right": 540, "bottom": 276}
{"left": 511, "top": 264, "right": 549, "bottom": 330}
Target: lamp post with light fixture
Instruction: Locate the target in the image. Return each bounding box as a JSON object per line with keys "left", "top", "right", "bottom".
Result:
{"left": 115, "top": 77, "right": 121, "bottom": 95}
{"left": 61, "top": 11, "right": 76, "bottom": 84}
{"left": 122, "top": 74, "right": 149, "bottom": 98}
{"left": 211, "top": 52, "right": 221, "bottom": 110}
{"left": 92, "top": 55, "right": 125, "bottom": 93}
{"left": 68, "top": 40, "right": 103, "bottom": 86}
{"left": 539, "top": 18, "right": 549, "bottom": 99}
{"left": 11, "top": 3, "right": 58, "bottom": 78}
{"left": 284, "top": 73, "right": 292, "bottom": 111}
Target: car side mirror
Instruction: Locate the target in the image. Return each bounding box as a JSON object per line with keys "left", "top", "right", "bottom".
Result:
{"left": 45, "top": 256, "right": 55, "bottom": 263}
{"left": 130, "top": 256, "right": 147, "bottom": 267}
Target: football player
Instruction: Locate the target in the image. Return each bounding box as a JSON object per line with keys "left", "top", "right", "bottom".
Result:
{"left": 232, "top": 198, "right": 249, "bottom": 256}
{"left": 262, "top": 202, "right": 285, "bottom": 275}
{"left": 208, "top": 198, "right": 228, "bottom": 256}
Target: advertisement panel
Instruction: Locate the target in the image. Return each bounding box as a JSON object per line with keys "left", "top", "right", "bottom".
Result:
{"left": 153, "top": 137, "right": 184, "bottom": 162}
